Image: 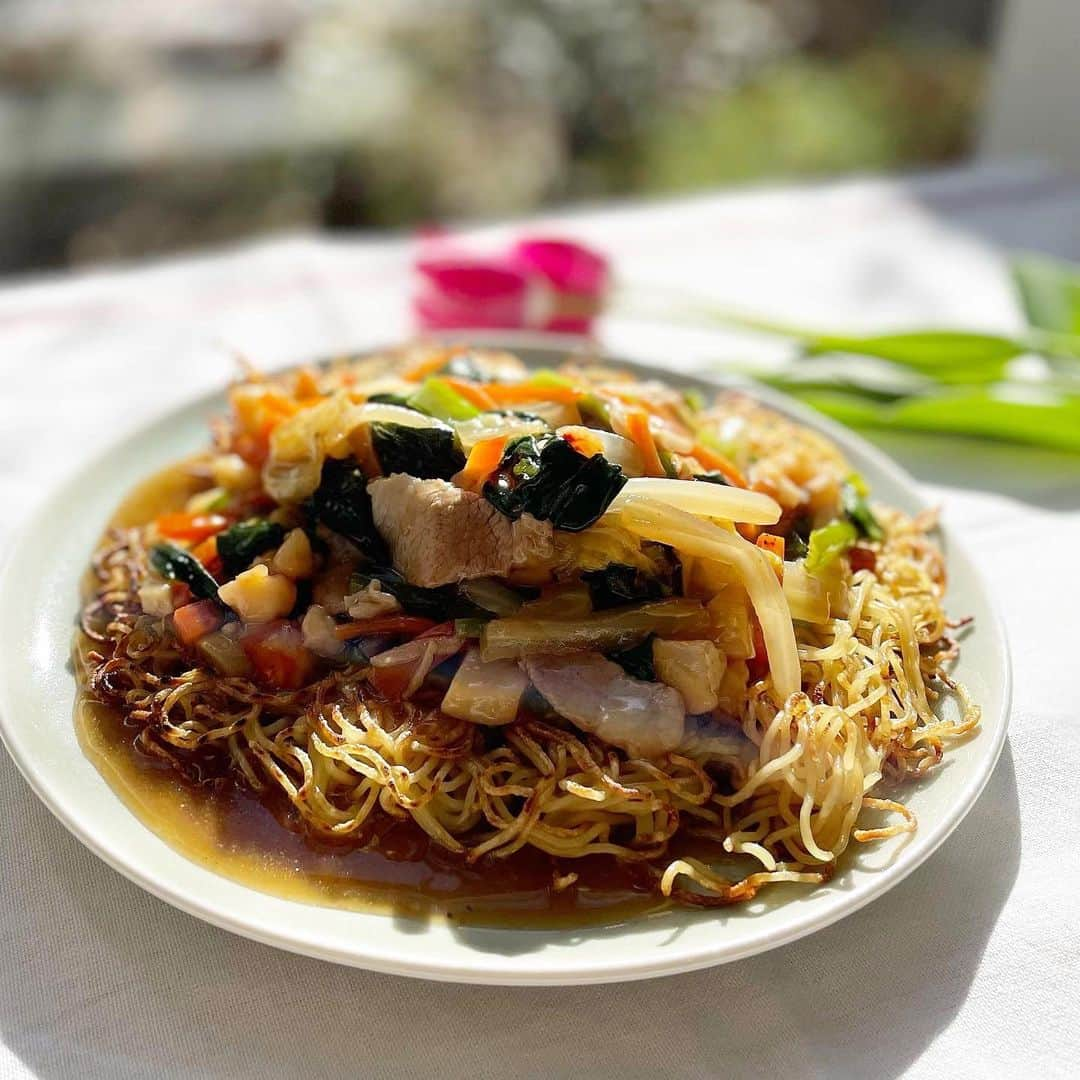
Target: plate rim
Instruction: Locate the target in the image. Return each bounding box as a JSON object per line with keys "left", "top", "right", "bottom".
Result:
{"left": 0, "top": 332, "right": 1012, "bottom": 985}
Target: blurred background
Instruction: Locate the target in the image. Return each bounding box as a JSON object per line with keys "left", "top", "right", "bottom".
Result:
{"left": 0, "top": 0, "right": 1002, "bottom": 276}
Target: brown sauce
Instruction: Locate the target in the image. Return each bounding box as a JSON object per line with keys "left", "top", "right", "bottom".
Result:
{"left": 75, "top": 460, "right": 697, "bottom": 929}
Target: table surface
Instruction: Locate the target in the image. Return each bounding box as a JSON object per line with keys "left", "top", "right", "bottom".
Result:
{"left": 1, "top": 161, "right": 1078, "bottom": 1079}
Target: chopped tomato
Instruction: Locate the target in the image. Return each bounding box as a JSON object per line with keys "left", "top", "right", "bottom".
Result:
{"left": 415, "top": 621, "right": 457, "bottom": 639}
{"left": 455, "top": 435, "right": 508, "bottom": 491}
{"left": 334, "top": 614, "right": 438, "bottom": 641}
{"left": 173, "top": 600, "right": 226, "bottom": 647}
{"left": 849, "top": 546, "right": 877, "bottom": 574}
{"left": 157, "top": 512, "right": 228, "bottom": 544}
{"left": 241, "top": 621, "right": 315, "bottom": 689}
{"left": 169, "top": 581, "right": 195, "bottom": 608}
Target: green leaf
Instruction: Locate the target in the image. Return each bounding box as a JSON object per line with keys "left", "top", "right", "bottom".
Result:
{"left": 1012, "top": 254, "right": 1080, "bottom": 335}
{"left": 216, "top": 519, "right": 285, "bottom": 577}
{"left": 149, "top": 543, "right": 221, "bottom": 602}
{"left": 840, "top": 475, "right": 883, "bottom": 542}
{"left": 803, "top": 331, "right": 1025, "bottom": 381}
{"left": 776, "top": 385, "right": 1080, "bottom": 453}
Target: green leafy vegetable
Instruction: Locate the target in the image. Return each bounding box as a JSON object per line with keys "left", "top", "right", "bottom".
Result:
{"left": 483, "top": 433, "right": 627, "bottom": 532}
{"left": 607, "top": 634, "right": 656, "bottom": 681}
{"left": 150, "top": 543, "right": 221, "bottom": 601}
{"left": 454, "top": 617, "right": 488, "bottom": 638}
{"left": 840, "top": 474, "right": 883, "bottom": 542}
{"left": 366, "top": 392, "right": 415, "bottom": 409}
{"left": 370, "top": 422, "right": 465, "bottom": 481}
{"left": 783, "top": 517, "right": 811, "bottom": 561}
{"left": 805, "top": 520, "right": 857, "bottom": 574}
{"left": 216, "top": 519, "right": 285, "bottom": 576}
{"left": 694, "top": 471, "right": 731, "bottom": 486}
{"left": 348, "top": 568, "right": 486, "bottom": 621}
{"left": 306, "top": 458, "right": 388, "bottom": 562}
{"left": 406, "top": 377, "right": 479, "bottom": 421}
{"left": 582, "top": 552, "right": 680, "bottom": 612}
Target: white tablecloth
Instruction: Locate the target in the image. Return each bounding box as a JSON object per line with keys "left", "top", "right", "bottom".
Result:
{"left": 1, "top": 163, "right": 1078, "bottom": 1079}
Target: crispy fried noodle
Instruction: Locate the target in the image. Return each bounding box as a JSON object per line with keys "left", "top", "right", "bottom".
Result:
{"left": 78, "top": 347, "right": 980, "bottom": 910}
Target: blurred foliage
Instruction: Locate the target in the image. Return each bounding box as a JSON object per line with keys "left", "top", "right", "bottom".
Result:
{"left": 629, "top": 45, "right": 985, "bottom": 191}
{"left": 0, "top": 0, "right": 994, "bottom": 272}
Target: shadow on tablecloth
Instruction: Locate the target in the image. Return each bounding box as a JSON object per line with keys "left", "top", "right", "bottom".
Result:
{"left": 0, "top": 740, "right": 1019, "bottom": 1080}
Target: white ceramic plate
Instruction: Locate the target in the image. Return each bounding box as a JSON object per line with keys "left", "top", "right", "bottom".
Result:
{"left": 0, "top": 339, "right": 1010, "bottom": 986}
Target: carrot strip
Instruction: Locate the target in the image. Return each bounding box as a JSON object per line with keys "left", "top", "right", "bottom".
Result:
{"left": 191, "top": 535, "right": 220, "bottom": 564}
{"left": 625, "top": 408, "right": 666, "bottom": 477}
{"left": 173, "top": 600, "right": 225, "bottom": 646}
{"left": 440, "top": 376, "right": 497, "bottom": 411}
{"left": 455, "top": 435, "right": 508, "bottom": 491}
{"left": 402, "top": 350, "right": 451, "bottom": 382}
{"left": 691, "top": 443, "right": 747, "bottom": 488}
{"left": 756, "top": 533, "right": 785, "bottom": 581}
{"left": 604, "top": 387, "right": 672, "bottom": 419}
{"left": 335, "top": 614, "right": 437, "bottom": 641}
{"left": 157, "top": 513, "right": 228, "bottom": 544}
{"left": 756, "top": 533, "right": 785, "bottom": 559}
{"left": 484, "top": 382, "right": 581, "bottom": 406}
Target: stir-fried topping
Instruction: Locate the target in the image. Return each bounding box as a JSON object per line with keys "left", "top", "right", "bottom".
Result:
{"left": 81, "top": 345, "right": 978, "bottom": 911}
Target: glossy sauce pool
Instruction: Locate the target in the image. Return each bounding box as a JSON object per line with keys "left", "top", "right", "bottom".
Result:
{"left": 75, "top": 460, "right": 689, "bottom": 929}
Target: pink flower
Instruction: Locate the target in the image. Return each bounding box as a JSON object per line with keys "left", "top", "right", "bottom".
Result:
{"left": 413, "top": 236, "right": 609, "bottom": 335}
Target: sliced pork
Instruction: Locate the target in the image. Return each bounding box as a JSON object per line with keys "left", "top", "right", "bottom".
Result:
{"left": 368, "top": 473, "right": 553, "bottom": 588}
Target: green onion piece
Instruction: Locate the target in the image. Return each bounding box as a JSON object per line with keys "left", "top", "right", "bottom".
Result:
{"left": 805, "top": 520, "right": 857, "bottom": 574}
{"left": 406, "top": 377, "right": 479, "bottom": 421}
{"left": 841, "top": 473, "right": 883, "bottom": 541}
{"left": 528, "top": 369, "right": 576, "bottom": 390}
{"left": 658, "top": 448, "right": 679, "bottom": 479}
{"left": 683, "top": 388, "right": 706, "bottom": 413}
{"left": 577, "top": 393, "right": 613, "bottom": 430}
